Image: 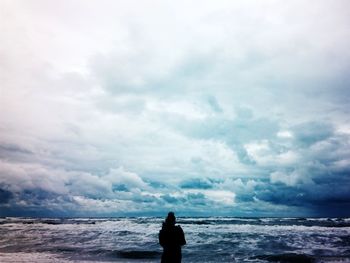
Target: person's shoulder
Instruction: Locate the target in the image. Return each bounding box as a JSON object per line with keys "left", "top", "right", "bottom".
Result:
{"left": 175, "top": 225, "right": 184, "bottom": 231}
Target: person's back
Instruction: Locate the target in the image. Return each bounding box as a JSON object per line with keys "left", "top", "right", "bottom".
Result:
{"left": 159, "top": 212, "right": 186, "bottom": 263}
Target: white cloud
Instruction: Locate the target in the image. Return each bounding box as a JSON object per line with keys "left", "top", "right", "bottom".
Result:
{"left": 270, "top": 170, "right": 313, "bottom": 187}
{"left": 103, "top": 167, "right": 149, "bottom": 190}
{"left": 1, "top": 0, "right": 350, "bottom": 216}
{"left": 0, "top": 160, "right": 69, "bottom": 194}
{"left": 185, "top": 189, "right": 236, "bottom": 206}
{"left": 277, "top": 131, "right": 293, "bottom": 139}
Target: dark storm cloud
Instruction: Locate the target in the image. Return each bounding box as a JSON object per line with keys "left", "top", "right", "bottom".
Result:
{"left": 161, "top": 194, "right": 181, "bottom": 204}
{"left": 112, "top": 184, "right": 129, "bottom": 192}
{"left": 256, "top": 181, "right": 350, "bottom": 215}
{"left": 0, "top": 187, "right": 76, "bottom": 217}
{"left": 0, "top": 188, "right": 13, "bottom": 204}
{"left": 0, "top": 144, "right": 33, "bottom": 162}
{"left": 0, "top": 144, "right": 32, "bottom": 155}
{"left": 291, "top": 122, "right": 334, "bottom": 147}
{"left": 185, "top": 193, "right": 207, "bottom": 206}
{"left": 180, "top": 178, "right": 214, "bottom": 189}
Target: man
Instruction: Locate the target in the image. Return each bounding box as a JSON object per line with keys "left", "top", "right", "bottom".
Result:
{"left": 159, "top": 212, "right": 186, "bottom": 263}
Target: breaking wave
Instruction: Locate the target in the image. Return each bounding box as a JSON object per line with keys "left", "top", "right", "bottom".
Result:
{"left": 1, "top": 217, "right": 349, "bottom": 262}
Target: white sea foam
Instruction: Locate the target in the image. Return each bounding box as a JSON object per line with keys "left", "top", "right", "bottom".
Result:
{"left": 1, "top": 217, "right": 349, "bottom": 262}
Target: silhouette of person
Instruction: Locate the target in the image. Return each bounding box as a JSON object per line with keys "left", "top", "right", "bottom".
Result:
{"left": 159, "top": 212, "right": 186, "bottom": 263}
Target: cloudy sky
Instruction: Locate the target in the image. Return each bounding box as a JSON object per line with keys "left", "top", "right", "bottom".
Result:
{"left": 1, "top": 0, "right": 350, "bottom": 217}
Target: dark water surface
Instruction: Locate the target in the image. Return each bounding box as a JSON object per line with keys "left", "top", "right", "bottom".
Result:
{"left": 0, "top": 217, "right": 349, "bottom": 262}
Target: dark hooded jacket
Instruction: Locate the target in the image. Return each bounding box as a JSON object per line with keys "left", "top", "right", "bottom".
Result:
{"left": 159, "top": 222, "right": 186, "bottom": 263}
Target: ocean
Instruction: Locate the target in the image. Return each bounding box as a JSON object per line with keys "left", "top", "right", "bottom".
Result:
{"left": 0, "top": 217, "right": 349, "bottom": 262}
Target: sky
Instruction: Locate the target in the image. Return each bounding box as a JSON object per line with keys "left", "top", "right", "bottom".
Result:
{"left": 1, "top": 0, "right": 350, "bottom": 217}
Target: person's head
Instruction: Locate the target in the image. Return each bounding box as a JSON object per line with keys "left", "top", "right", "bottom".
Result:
{"left": 165, "top": 211, "right": 176, "bottom": 226}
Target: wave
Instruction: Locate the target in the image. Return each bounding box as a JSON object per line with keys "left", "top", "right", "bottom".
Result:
{"left": 1, "top": 216, "right": 350, "bottom": 263}
{"left": 0, "top": 244, "right": 162, "bottom": 261}
{"left": 252, "top": 253, "right": 315, "bottom": 263}
{"left": 1, "top": 217, "right": 350, "bottom": 228}
{"left": 115, "top": 250, "right": 162, "bottom": 259}
{"left": 0, "top": 218, "right": 98, "bottom": 225}
{"left": 252, "top": 253, "right": 350, "bottom": 263}
{"left": 55, "top": 248, "right": 162, "bottom": 260}
{"left": 176, "top": 217, "right": 350, "bottom": 227}
{"left": 59, "top": 247, "right": 161, "bottom": 260}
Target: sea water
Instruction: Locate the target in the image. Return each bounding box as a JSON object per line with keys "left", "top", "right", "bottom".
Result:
{"left": 0, "top": 217, "right": 349, "bottom": 262}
